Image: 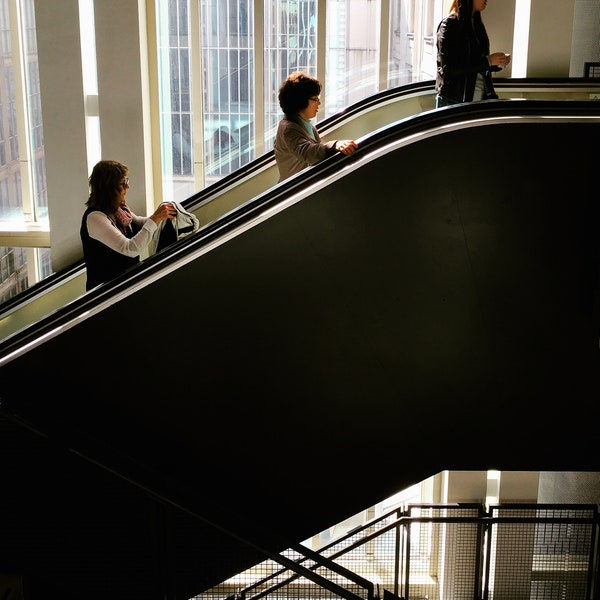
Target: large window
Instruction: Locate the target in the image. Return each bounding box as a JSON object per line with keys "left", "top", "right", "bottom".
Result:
{"left": 0, "top": 0, "right": 49, "bottom": 300}
{"left": 0, "top": 0, "right": 46, "bottom": 222}
{"left": 156, "top": 0, "right": 438, "bottom": 205}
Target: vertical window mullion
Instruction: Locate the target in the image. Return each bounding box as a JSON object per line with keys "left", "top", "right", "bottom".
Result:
{"left": 7, "top": 0, "right": 34, "bottom": 222}
{"left": 191, "top": 0, "right": 205, "bottom": 189}
{"left": 379, "top": 0, "right": 390, "bottom": 91}
{"left": 254, "top": 0, "right": 263, "bottom": 156}
{"left": 316, "top": 0, "right": 327, "bottom": 103}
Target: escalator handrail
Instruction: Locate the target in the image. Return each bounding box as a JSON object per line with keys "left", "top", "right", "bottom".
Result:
{"left": 0, "top": 99, "right": 600, "bottom": 365}
{"left": 1, "top": 97, "right": 599, "bottom": 365}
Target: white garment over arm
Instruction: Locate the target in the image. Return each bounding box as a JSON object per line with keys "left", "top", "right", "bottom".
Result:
{"left": 86, "top": 211, "right": 158, "bottom": 257}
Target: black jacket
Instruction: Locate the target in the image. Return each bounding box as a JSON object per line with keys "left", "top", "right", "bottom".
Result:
{"left": 435, "top": 14, "right": 500, "bottom": 104}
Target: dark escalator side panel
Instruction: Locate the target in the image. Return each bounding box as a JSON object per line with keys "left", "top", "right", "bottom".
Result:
{"left": 0, "top": 121, "right": 599, "bottom": 600}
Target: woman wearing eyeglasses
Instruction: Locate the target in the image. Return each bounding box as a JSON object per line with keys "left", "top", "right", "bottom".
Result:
{"left": 274, "top": 71, "right": 358, "bottom": 182}
{"left": 80, "top": 159, "right": 176, "bottom": 291}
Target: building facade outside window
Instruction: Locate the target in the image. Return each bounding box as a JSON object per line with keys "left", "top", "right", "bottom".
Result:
{"left": 156, "top": 0, "right": 437, "bottom": 202}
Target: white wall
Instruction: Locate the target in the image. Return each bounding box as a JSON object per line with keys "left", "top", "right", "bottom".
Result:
{"left": 527, "top": 0, "right": 577, "bottom": 77}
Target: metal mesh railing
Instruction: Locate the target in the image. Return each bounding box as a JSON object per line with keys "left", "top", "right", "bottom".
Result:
{"left": 402, "top": 504, "right": 484, "bottom": 600}
{"left": 487, "top": 505, "right": 598, "bottom": 600}
{"left": 194, "top": 504, "right": 599, "bottom": 600}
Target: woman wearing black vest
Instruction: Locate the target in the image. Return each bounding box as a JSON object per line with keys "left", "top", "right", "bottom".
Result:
{"left": 80, "top": 159, "right": 176, "bottom": 291}
{"left": 435, "top": 0, "right": 511, "bottom": 108}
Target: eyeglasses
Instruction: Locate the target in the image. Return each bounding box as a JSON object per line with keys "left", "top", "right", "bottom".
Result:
{"left": 309, "top": 96, "right": 321, "bottom": 104}
{"left": 121, "top": 177, "right": 130, "bottom": 188}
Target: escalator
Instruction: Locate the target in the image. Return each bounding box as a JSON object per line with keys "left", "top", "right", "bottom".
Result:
{"left": 1, "top": 78, "right": 598, "bottom": 344}
{"left": 0, "top": 94, "right": 600, "bottom": 600}
{"left": 0, "top": 81, "right": 436, "bottom": 345}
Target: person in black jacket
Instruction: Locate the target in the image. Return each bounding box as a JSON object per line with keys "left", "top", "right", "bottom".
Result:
{"left": 80, "top": 159, "right": 176, "bottom": 291}
{"left": 435, "top": 0, "right": 511, "bottom": 108}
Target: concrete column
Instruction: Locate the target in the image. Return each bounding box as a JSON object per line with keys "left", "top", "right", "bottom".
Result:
{"left": 443, "top": 470, "right": 488, "bottom": 503}
{"left": 527, "top": 0, "right": 576, "bottom": 76}
{"left": 484, "top": 0, "right": 517, "bottom": 79}
{"left": 36, "top": 0, "right": 153, "bottom": 271}
{"left": 35, "top": 0, "right": 88, "bottom": 271}
{"left": 94, "top": 0, "right": 154, "bottom": 217}
{"left": 498, "top": 471, "right": 540, "bottom": 502}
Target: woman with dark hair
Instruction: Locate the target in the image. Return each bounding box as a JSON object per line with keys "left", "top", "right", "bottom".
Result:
{"left": 435, "top": 0, "right": 511, "bottom": 108}
{"left": 274, "top": 71, "right": 357, "bottom": 182}
{"left": 80, "top": 159, "right": 176, "bottom": 290}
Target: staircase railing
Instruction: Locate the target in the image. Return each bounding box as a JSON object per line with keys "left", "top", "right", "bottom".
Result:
{"left": 195, "top": 503, "right": 600, "bottom": 600}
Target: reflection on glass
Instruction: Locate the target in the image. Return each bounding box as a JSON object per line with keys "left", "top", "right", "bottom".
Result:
{"left": 326, "top": 0, "right": 378, "bottom": 115}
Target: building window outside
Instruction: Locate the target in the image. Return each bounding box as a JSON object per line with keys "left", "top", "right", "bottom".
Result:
{"left": 0, "top": 0, "right": 45, "bottom": 222}
{"left": 0, "top": 246, "right": 26, "bottom": 303}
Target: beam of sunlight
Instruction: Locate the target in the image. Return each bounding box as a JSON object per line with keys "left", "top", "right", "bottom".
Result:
{"left": 512, "top": 0, "right": 531, "bottom": 77}
{"left": 79, "top": 0, "right": 101, "bottom": 171}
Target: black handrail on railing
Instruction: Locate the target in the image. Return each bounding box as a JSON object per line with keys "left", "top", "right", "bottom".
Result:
{"left": 206, "top": 503, "right": 600, "bottom": 600}
{"left": 231, "top": 542, "right": 380, "bottom": 600}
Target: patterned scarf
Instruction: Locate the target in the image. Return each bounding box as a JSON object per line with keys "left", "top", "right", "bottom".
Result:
{"left": 115, "top": 205, "right": 133, "bottom": 235}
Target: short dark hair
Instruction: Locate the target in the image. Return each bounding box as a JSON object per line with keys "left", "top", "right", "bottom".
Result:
{"left": 278, "top": 71, "right": 321, "bottom": 117}
{"left": 86, "top": 160, "right": 128, "bottom": 212}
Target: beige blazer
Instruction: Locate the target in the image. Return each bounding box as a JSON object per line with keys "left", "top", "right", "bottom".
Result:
{"left": 273, "top": 115, "right": 337, "bottom": 182}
